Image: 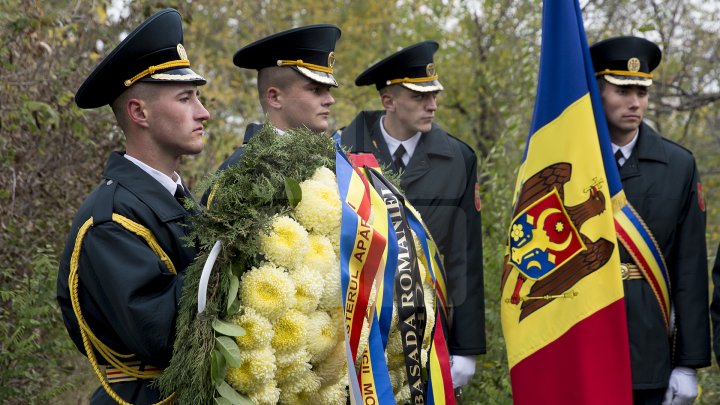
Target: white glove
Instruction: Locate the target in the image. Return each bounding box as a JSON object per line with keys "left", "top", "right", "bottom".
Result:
{"left": 662, "top": 367, "right": 698, "bottom": 405}
{"left": 450, "top": 355, "right": 476, "bottom": 388}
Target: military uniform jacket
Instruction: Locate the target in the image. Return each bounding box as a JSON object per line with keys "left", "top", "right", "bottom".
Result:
{"left": 341, "top": 110, "right": 486, "bottom": 355}
{"left": 710, "top": 242, "right": 720, "bottom": 366}
{"left": 619, "top": 122, "right": 710, "bottom": 389}
{"left": 57, "top": 152, "right": 197, "bottom": 404}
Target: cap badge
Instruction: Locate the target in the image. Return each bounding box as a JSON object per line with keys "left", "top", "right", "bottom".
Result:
{"left": 327, "top": 51, "right": 336, "bottom": 68}
{"left": 627, "top": 57, "right": 640, "bottom": 73}
{"left": 426, "top": 63, "right": 436, "bottom": 77}
{"left": 177, "top": 44, "right": 188, "bottom": 61}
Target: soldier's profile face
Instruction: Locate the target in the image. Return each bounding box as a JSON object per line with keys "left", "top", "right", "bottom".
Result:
{"left": 600, "top": 82, "right": 648, "bottom": 139}
{"left": 144, "top": 83, "right": 210, "bottom": 157}
{"left": 276, "top": 76, "right": 335, "bottom": 133}
{"left": 390, "top": 87, "right": 439, "bottom": 135}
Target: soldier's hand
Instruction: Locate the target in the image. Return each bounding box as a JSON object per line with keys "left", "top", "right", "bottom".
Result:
{"left": 450, "top": 355, "right": 476, "bottom": 388}
{"left": 662, "top": 367, "right": 698, "bottom": 405}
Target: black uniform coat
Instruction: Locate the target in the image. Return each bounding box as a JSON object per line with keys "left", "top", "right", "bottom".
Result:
{"left": 57, "top": 152, "right": 198, "bottom": 404}
{"left": 710, "top": 243, "right": 720, "bottom": 366}
{"left": 619, "top": 122, "right": 710, "bottom": 389}
{"left": 341, "top": 110, "right": 486, "bottom": 355}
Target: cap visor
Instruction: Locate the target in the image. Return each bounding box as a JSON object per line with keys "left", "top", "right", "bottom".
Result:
{"left": 603, "top": 75, "right": 652, "bottom": 87}
{"left": 144, "top": 67, "right": 207, "bottom": 85}
{"left": 295, "top": 66, "right": 338, "bottom": 87}
{"left": 401, "top": 80, "right": 444, "bottom": 92}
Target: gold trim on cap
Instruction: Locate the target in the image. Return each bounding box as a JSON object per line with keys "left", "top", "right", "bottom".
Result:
{"left": 594, "top": 69, "right": 653, "bottom": 79}
{"left": 328, "top": 52, "right": 336, "bottom": 69}
{"left": 426, "top": 63, "right": 436, "bottom": 77}
{"left": 124, "top": 59, "right": 192, "bottom": 87}
{"left": 386, "top": 75, "right": 439, "bottom": 86}
{"left": 277, "top": 59, "right": 334, "bottom": 74}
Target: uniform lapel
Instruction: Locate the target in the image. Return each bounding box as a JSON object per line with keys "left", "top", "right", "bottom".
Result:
{"left": 401, "top": 125, "right": 454, "bottom": 187}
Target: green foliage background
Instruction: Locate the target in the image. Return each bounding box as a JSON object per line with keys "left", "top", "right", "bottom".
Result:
{"left": 1, "top": 0, "right": 718, "bottom": 403}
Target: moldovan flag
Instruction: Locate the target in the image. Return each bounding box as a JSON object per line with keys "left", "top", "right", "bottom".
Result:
{"left": 500, "top": 0, "right": 633, "bottom": 403}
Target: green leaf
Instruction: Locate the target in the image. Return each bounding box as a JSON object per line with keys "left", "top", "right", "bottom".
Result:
{"left": 215, "top": 336, "right": 241, "bottom": 367}
{"left": 226, "top": 274, "right": 239, "bottom": 313}
{"left": 214, "top": 397, "right": 232, "bottom": 405}
{"left": 284, "top": 177, "right": 302, "bottom": 208}
{"left": 212, "top": 319, "right": 245, "bottom": 337}
{"left": 210, "top": 349, "right": 226, "bottom": 387}
{"left": 216, "top": 381, "right": 253, "bottom": 404}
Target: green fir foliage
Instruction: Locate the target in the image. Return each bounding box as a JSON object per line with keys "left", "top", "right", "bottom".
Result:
{"left": 158, "top": 125, "right": 336, "bottom": 404}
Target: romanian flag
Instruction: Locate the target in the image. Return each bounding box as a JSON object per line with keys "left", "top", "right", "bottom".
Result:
{"left": 500, "top": 0, "right": 632, "bottom": 403}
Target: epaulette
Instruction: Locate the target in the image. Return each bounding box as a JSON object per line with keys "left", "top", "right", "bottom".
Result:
{"left": 661, "top": 136, "right": 694, "bottom": 157}
{"left": 91, "top": 179, "right": 118, "bottom": 225}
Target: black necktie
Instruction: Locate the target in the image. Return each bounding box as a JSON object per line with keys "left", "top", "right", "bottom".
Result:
{"left": 614, "top": 149, "right": 624, "bottom": 171}
{"left": 174, "top": 184, "right": 188, "bottom": 208}
{"left": 393, "top": 144, "right": 406, "bottom": 172}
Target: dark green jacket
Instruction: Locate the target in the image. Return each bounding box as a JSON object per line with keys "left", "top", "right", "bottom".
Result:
{"left": 57, "top": 152, "right": 197, "bottom": 404}
{"left": 619, "top": 122, "right": 710, "bottom": 389}
{"left": 341, "top": 110, "right": 486, "bottom": 355}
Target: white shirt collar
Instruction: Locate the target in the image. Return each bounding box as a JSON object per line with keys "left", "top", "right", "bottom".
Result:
{"left": 380, "top": 115, "right": 422, "bottom": 166}
{"left": 124, "top": 154, "right": 183, "bottom": 195}
{"left": 611, "top": 129, "right": 639, "bottom": 167}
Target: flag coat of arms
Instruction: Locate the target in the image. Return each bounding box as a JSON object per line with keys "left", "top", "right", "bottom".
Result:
{"left": 500, "top": 0, "right": 633, "bottom": 403}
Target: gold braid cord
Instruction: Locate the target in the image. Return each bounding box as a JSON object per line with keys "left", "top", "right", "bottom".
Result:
{"left": 69, "top": 214, "right": 177, "bottom": 405}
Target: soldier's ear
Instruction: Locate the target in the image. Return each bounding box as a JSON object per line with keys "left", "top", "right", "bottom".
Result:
{"left": 127, "top": 98, "right": 150, "bottom": 128}
{"left": 266, "top": 86, "right": 282, "bottom": 110}
{"left": 381, "top": 92, "right": 395, "bottom": 112}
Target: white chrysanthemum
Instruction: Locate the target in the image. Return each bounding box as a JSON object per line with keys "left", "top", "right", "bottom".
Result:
{"left": 276, "top": 347, "right": 311, "bottom": 368}
{"left": 318, "top": 261, "right": 342, "bottom": 311}
{"left": 289, "top": 265, "right": 324, "bottom": 313}
{"left": 304, "top": 233, "right": 336, "bottom": 275}
{"left": 307, "top": 311, "right": 339, "bottom": 363}
{"left": 317, "top": 380, "right": 348, "bottom": 404}
{"left": 271, "top": 309, "right": 308, "bottom": 353}
{"left": 295, "top": 179, "right": 341, "bottom": 236}
{"left": 314, "top": 338, "right": 347, "bottom": 386}
{"left": 276, "top": 357, "right": 311, "bottom": 385}
{"left": 259, "top": 215, "right": 309, "bottom": 270}
{"left": 249, "top": 381, "right": 280, "bottom": 405}
{"left": 239, "top": 262, "right": 296, "bottom": 322}
{"left": 226, "top": 347, "right": 276, "bottom": 394}
{"left": 423, "top": 279, "right": 436, "bottom": 347}
{"left": 395, "top": 380, "right": 411, "bottom": 404}
{"left": 421, "top": 348, "right": 429, "bottom": 369}
{"left": 278, "top": 367, "right": 322, "bottom": 400}
{"left": 311, "top": 166, "right": 338, "bottom": 189}
{"left": 231, "top": 307, "right": 274, "bottom": 350}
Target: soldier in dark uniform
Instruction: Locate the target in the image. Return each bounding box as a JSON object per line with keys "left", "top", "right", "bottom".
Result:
{"left": 205, "top": 25, "right": 340, "bottom": 186}
{"left": 590, "top": 36, "right": 710, "bottom": 405}
{"left": 712, "top": 242, "right": 720, "bottom": 369}
{"left": 56, "top": 9, "right": 209, "bottom": 404}
{"left": 340, "top": 41, "right": 486, "bottom": 393}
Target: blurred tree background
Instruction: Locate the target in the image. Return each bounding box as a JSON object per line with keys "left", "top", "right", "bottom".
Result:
{"left": 1, "top": 0, "right": 718, "bottom": 403}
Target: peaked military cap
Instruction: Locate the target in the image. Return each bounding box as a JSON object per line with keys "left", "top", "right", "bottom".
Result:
{"left": 233, "top": 24, "right": 341, "bottom": 87}
{"left": 75, "top": 8, "right": 206, "bottom": 109}
{"left": 590, "top": 36, "right": 662, "bottom": 87}
{"left": 355, "top": 41, "right": 444, "bottom": 92}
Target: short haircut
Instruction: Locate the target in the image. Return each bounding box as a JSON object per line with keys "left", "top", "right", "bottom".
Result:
{"left": 257, "top": 67, "right": 303, "bottom": 111}
{"left": 110, "top": 82, "right": 158, "bottom": 132}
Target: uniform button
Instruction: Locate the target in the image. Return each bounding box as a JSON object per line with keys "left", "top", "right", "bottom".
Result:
{"left": 106, "top": 180, "right": 113, "bottom": 185}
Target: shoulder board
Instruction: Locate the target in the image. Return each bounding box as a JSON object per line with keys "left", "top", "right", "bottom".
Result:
{"left": 90, "top": 179, "right": 118, "bottom": 225}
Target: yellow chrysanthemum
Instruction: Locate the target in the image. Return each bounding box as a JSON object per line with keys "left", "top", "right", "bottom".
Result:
{"left": 276, "top": 347, "right": 311, "bottom": 368}
{"left": 226, "top": 347, "right": 276, "bottom": 394}
{"left": 289, "top": 265, "right": 324, "bottom": 313}
{"left": 423, "top": 279, "right": 436, "bottom": 347}
{"left": 304, "top": 233, "right": 336, "bottom": 275}
{"left": 411, "top": 229, "right": 426, "bottom": 264}
{"left": 271, "top": 309, "right": 308, "bottom": 353}
{"left": 311, "top": 166, "right": 337, "bottom": 189}
{"left": 259, "top": 215, "right": 309, "bottom": 270}
{"left": 239, "top": 262, "right": 296, "bottom": 322}
{"left": 248, "top": 381, "right": 280, "bottom": 405}
{"left": 306, "top": 311, "right": 339, "bottom": 363}
{"left": 276, "top": 357, "right": 311, "bottom": 385}
{"left": 316, "top": 380, "right": 349, "bottom": 404}
{"left": 395, "top": 381, "right": 411, "bottom": 404}
{"left": 232, "top": 307, "right": 274, "bottom": 350}
{"left": 314, "top": 338, "right": 347, "bottom": 386}
{"left": 318, "top": 261, "right": 342, "bottom": 311}
{"left": 295, "top": 179, "right": 341, "bottom": 236}
{"left": 278, "top": 367, "right": 321, "bottom": 397}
